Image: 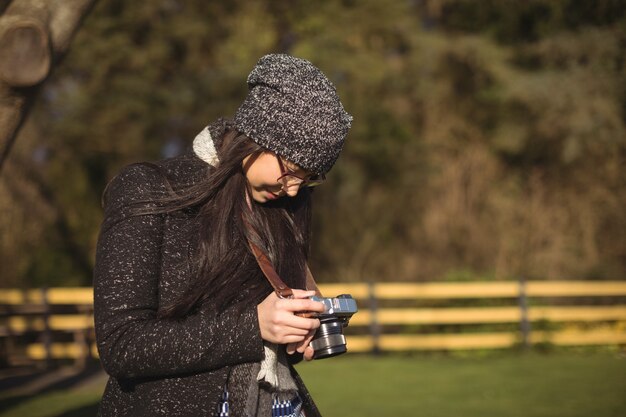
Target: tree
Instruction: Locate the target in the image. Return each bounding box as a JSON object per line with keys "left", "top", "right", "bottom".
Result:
{"left": 1, "top": 0, "right": 624, "bottom": 287}
{"left": 0, "top": 0, "right": 98, "bottom": 174}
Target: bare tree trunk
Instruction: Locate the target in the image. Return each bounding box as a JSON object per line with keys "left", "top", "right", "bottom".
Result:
{"left": 0, "top": 0, "right": 98, "bottom": 175}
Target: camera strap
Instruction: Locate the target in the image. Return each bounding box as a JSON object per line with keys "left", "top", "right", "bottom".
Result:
{"left": 244, "top": 219, "right": 321, "bottom": 299}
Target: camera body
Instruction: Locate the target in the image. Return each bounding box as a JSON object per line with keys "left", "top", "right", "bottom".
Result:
{"left": 308, "top": 294, "right": 358, "bottom": 359}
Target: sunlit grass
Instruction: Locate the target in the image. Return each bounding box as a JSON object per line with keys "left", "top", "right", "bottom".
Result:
{"left": 1, "top": 352, "right": 624, "bottom": 417}
{"left": 297, "top": 352, "right": 626, "bottom": 417}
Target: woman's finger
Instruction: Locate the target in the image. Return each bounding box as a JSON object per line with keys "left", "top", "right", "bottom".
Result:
{"left": 296, "top": 330, "right": 316, "bottom": 353}
{"left": 279, "top": 334, "right": 314, "bottom": 344}
{"left": 290, "top": 289, "right": 317, "bottom": 299}
{"left": 279, "top": 298, "right": 325, "bottom": 314}
{"left": 303, "top": 345, "right": 315, "bottom": 361}
{"left": 274, "top": 325, "right": 312, "bottom": 338}
{"left": 277, "top": 314, "right": 320, "bottom": 331}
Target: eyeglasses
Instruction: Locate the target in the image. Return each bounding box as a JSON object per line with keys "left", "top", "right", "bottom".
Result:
{"left": 276, "top": 155, "right": 326, "bottom": 189}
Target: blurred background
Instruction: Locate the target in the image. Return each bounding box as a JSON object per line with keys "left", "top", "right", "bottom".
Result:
{"left": 2, "top": 0, "right": 625, "bottom": 287}
{"left": 0, "top": 0, "right": 624, "bottom": 416}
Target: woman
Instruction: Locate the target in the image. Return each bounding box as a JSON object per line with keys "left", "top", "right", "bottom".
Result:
{"left": 94, "top": 54, "right": 352, "bottom": 417}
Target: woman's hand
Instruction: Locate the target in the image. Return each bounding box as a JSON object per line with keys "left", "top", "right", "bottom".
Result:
{"left": 286, "top": 329, "right": 317, "bottom": 361}
{"left": 257, "top": 289, "right": 325, "bottom": 360}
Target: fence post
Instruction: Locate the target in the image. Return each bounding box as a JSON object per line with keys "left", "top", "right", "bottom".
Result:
{"left": 74, "top": 304, "right": 92, "bottom": 370}
{"left": 368, "top": 281, "right": 381, "bottom": 355}
{"left": 41, "top": 287, "right": 53, "bottom": 368}
{"left": 518, "top": 276, "right": 531, "bottom": 349}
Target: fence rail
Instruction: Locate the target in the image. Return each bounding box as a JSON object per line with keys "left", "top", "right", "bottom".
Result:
{"left": 1, "top": 281, "right": 625, "bottom": 367}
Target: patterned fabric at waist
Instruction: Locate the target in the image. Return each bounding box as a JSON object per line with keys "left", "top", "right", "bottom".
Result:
{"left": 215, "top": 390, "right": 305, "bottom": 417}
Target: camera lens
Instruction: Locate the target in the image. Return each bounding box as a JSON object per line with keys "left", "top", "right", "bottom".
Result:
{"left": 310, "top": 317, "right": 347, "bottom": 359}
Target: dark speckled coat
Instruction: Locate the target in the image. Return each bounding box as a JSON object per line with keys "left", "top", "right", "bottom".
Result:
{"left": 94, "top": 152, "right": 321, "bottom": 417}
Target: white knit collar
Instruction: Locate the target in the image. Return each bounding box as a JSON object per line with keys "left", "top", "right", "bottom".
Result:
{"left": 192, "top": 127, "right": 219, "bottom": 167}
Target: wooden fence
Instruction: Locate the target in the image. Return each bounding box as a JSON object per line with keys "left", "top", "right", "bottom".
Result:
{"left": 1, "top": 281, "right": 625, "bottom": 368}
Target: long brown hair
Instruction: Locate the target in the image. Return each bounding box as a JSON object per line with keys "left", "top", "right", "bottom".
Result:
{"left": 137, "top": 126, "right": 313, "bottom": 317}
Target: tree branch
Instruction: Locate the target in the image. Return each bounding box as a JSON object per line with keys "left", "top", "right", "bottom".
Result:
{"left": 0, "top": 0, "right": 98, "bottom": 175}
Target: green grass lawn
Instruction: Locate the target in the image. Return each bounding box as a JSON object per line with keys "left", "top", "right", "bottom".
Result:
{"left": 299, "top": 352, "right": 626, "bottom": 417}
{"left": 1, "top": 352, "right": 624, "bottom": 417}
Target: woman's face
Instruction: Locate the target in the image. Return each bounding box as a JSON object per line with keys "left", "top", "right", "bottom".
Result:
{"left": 242, "top": 151, "right": 311, "bottom": 203}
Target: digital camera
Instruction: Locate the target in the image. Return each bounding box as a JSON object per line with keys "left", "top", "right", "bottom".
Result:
{"left": 309, "top": 294, "right": 358, "bottom": 359}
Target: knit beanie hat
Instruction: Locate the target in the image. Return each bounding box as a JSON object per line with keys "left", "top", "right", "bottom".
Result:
{"left": 234, "top": 54, "right": 353, "bottom": 174}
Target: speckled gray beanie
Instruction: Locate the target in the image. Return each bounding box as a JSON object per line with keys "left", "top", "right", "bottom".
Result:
{"left": 234, "top": 54, "right": 353, "bottom": 174}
